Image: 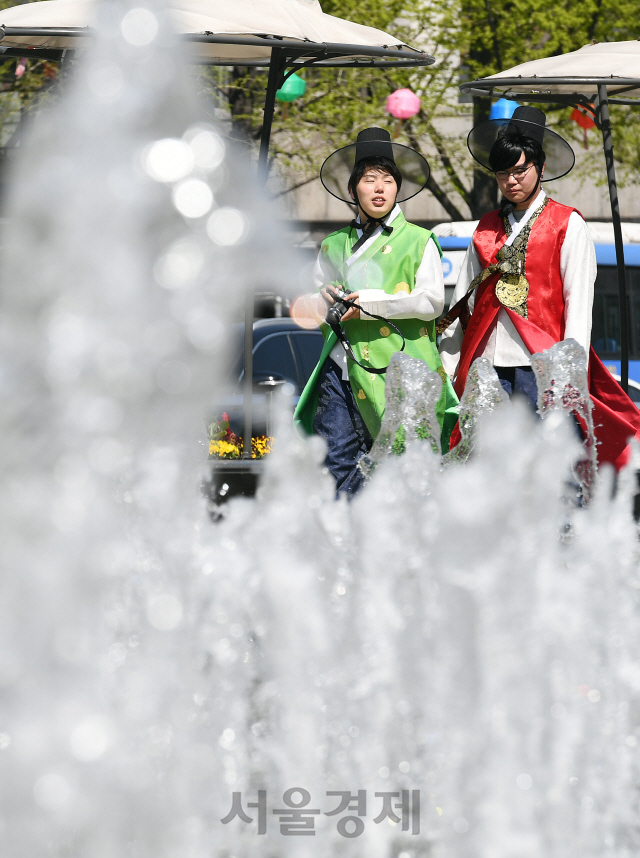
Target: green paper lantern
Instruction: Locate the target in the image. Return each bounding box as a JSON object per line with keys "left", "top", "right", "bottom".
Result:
{"left": 276, "top": 72, "right": 307, "bottom": 103}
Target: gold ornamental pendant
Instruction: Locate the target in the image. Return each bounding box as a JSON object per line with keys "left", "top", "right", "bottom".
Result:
{"left": 495, "top": 273, "right": 529, "bottom": 317}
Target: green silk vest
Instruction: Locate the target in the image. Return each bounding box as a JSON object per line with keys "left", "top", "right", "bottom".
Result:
{"left": 294, "top": 211, "right": 459, "bottom": 452}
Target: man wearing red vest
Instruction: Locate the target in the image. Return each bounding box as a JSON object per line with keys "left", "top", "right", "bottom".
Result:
{"left": 439, "top": 106, "right": 640, "bottom": 469}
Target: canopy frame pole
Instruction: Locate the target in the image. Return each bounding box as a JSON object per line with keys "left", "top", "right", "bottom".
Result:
{"left": 258, "top": 47, "right": 288, "bottom": 181}
{"left": 241, "top": 48, "right": 288, "bottom": 458}
{"left": 596, "top": 83, "right": 629, "bottom": 392}
{"left": 241, "top": 266, "right": 255, "bottom": 458}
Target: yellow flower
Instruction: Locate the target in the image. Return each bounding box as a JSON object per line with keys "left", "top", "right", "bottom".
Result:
{"left": 209, "top": 439, "right": 241, "bottom": 459}
{"left": 208, "top": 435, "right": 274, "bottom": 459}
{"left": 250, "top": 436, "right": 274, "bottom": 458}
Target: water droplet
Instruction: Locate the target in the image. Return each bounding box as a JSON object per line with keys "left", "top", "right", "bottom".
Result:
{"left": 154, "top": 237, "right": 204, "bottom": 290}
{"left": 108, "top": 642, "right": 127, "bottom": 667}
{"left": 70, "top": 717, "right": 111, "bottom": 761}
{"left": 186, "top": 127, "right": 226, "bottom": 171}
{"left": 219, "top": 728, "right": 235, "bottom": 749}
{"left": 173, "top": 179, "right": 214, "bottom": 218}
{"left": 207, "top": 208, "right": 248, "bottom": 246}
{"left": 33, "top": 772, "right": 72, "bottom": 811}
{"left": 120, "top": 8, "right": 159, "bottom": 46}
{"left": 143, "top": 138, "right": 194, "bottom": 183}
{"left": 87, "top": 61, "right": 124, "bottom": 101}
{"left": 147, "top": 594, "right": 184, "bottom": 630}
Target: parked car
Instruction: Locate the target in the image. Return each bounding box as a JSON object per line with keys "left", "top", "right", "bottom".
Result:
{"left": 204, "top": 317, "right": 324, "bottom": 516}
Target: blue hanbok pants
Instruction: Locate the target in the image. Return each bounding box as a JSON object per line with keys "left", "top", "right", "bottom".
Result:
{"left": 496, "top": 364, "right": 583, "bottom": 441}
{"left": 312, "top": 359, "right": 373, "bottom": 497}
{"left": 495, "top": 365, "right": 539, "bottom": 410}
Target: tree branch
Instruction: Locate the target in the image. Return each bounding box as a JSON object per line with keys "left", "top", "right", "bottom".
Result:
{"left": 268, "top": 174, "right": 318, "bottom": 198}
{"left": 426, "top": 173, "right": 466, "bottom": 221}
{"left": 419, "top": 119, "right": 471, "bottom": 206}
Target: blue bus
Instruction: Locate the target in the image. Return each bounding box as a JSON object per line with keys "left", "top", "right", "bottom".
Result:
{"left": 438, "top": 236, "right": 640, "bottom": 392}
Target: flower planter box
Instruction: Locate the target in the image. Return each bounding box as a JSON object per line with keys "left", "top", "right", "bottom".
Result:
{"left": 203, "top": 458, "right": 267, "bottom": 520}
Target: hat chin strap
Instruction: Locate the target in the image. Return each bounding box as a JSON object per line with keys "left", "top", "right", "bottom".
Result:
{"left": 350, "top": 189, "right": 395, "bottom": 236}
{"left": 499, "top": 166, "right": 542, "bottom": 217}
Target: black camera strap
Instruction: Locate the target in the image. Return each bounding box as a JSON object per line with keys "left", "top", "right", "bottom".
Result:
{"left": 329, "top": 301, "right": 405, "bottom": 375}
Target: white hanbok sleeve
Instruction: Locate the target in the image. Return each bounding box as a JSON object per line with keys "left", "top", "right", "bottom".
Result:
{"left": 560, "top": 212, "right": 596, "bottom": 353}
{"left": 355, "top": 239, "right": 445, "bottom": 321}
{"left": 438, "top": 242, "right": 483, "bottom": 379}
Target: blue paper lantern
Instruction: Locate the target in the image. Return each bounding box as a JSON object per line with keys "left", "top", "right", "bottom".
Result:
{"left": 489, "top": 98, "right": 519, "bottom": 121}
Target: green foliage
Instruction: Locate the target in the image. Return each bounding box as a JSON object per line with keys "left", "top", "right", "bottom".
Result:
{"left": 391, "top": 424, "right": 406, "bottom": 456}
{"left": 3, "top": 0, "right": 639, "bottom": 214}
{"left": 198, "top": 0, "right": 473, "bottom": 216}
{"left": 416, "top": 421, "right": 432, "bottom": 441}
{"left": 462, "top": 0, "right": 640, "bottom": 192}
{"left": 465, "top": 0, "right": 612, "bottom": 80}
{"left": 196, "top": 0, "right": 640, "bottom": 218}
{"left": 0, "top": 0, "right": 60, "bottom": 151}
{"left": 0, "top": 55, "right": 59, "bottom": 145}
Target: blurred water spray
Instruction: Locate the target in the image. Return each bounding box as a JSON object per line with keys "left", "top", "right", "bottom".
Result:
{"left": 0, "top": 0, "right": 291, "bottom": 854}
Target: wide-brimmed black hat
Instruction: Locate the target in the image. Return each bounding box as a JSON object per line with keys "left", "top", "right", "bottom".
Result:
{"left": 467, "top": 106, "right": 575, "bottom": 181}
{"left": 320, "top": 127, "right": 430, "bottom": 204}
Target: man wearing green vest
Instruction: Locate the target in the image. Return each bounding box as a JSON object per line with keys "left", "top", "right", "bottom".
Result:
{"left": 294, "top": 127, "right": 458, "bottom": 495}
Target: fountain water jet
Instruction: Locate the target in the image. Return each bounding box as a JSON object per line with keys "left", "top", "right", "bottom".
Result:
{"left": 359, "top": 352, "right": 443, "bottom": 482}
{"left": 532, "top": 339, "right": 598, "bottom": 504}
{"left": 443, "top": 357, "right": 509, "bottom": 466}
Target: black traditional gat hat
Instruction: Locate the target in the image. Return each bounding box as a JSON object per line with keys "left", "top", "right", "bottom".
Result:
{"left": 320, "top": 127, "right": 430, "bottom": 205}
{"left": 467, "top": 106, "right": 575, "bottom": 181}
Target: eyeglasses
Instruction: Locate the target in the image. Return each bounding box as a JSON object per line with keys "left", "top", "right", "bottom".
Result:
{"left": 495, "top": 163, "right": 534, "bottom": 182}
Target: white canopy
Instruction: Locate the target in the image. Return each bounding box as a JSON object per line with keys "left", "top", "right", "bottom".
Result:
{"left": 464, "top": 40, "right": 640, "bottom": 98}
{"left": 0, "top": 0, "right": 419, "bottom": 63}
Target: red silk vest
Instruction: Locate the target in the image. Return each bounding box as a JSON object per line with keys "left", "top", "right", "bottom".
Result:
{"left": 451, "top": 199, "right": 640, "bottom": 469}
{"left": 473, "top": 199, "right": 576, "bottom": 343}
{"left": 454, "top": 199, "right": 578, "bottom": 399}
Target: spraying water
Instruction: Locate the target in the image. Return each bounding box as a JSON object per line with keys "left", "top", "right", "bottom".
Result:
{"left": 1, "top": 2, "right": 640, "bottom": 857}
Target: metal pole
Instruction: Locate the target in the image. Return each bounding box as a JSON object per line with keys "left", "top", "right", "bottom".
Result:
{"left": 241, "top": 48, "right": 286, "bottom": 458}
{"left": 597, "top": 84, "right": 629, "bottom": 392}
{"left": 258, "top": 47, "right": 285, "bottom": 181}
{"left": 241, "top": 267, "right": 255, "bottom": 460}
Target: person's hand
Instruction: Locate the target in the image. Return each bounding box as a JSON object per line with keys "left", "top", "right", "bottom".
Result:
{"left": 340, "top": 293, "right": 360, "bottom": 321}
{"left": 320, "top": 285, "right": 360, "bottom": 321}
{"left": 320, "top": 285, "right": 338, "bottom": 307}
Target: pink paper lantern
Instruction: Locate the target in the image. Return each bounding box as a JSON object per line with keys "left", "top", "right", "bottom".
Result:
{"left": 386, "top": 88, "right": 421, "bottom": 120}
